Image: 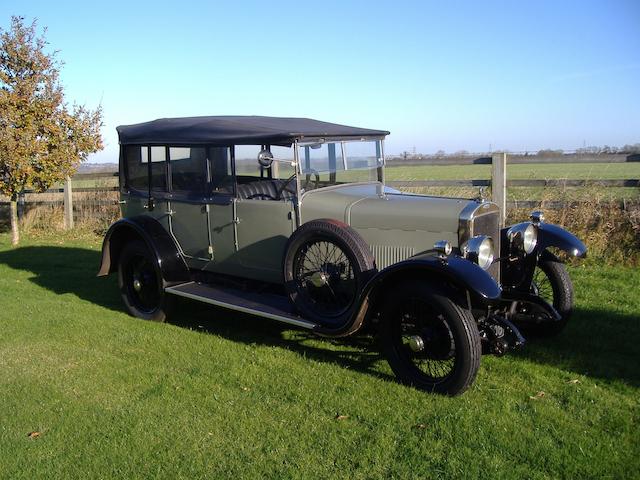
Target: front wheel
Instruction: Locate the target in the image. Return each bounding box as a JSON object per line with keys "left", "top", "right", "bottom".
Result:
{"left": 117, "top": 240, "right": 172, "bottom": 322}
{"left": 523, "top": 258, "right": 574, "bottom": 336}
{"left": 378, "top": 282, "right": 481, "bottom": 395}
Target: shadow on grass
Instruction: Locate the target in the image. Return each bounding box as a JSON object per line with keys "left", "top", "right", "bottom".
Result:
{"left": 1, "top": 245, "right": 638, "bottom": 387}
{"left": 170, "top": 300, "right": 392, "bottom": 382}
{"left": 515, "top": 306, "right": 640, "bottom": 388}
{"left": 0, "top": 245, "right": 390, "bottom": 382}
{"left": 0, "top": 245, "right": 123, "bottom": 311}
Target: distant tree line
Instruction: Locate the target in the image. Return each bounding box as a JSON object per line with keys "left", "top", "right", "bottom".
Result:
{"left": 396, "top": 143, "right": 640, "bottom": 159}
{"left": 573, "top": 144, "right": 640, "bottom": 155}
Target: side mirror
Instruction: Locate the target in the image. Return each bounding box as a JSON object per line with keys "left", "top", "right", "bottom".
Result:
{"left": 257, "top": 149, "right": 274, "bottom": 168}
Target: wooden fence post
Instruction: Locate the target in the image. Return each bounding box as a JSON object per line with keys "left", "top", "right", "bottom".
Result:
{"left": 17, "top": 191, "right": 25, "bottom": 220}
{"left": 491, "top": 152, "right": 507, "bottom": 227}
{"left": 63, "top": 175, "right": 74, "bottom": 230}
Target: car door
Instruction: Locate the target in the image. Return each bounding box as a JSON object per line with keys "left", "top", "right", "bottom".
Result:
{"left": 234, "top": 199, "right": 296, "bottom": 283}
{"left": 121, "top": 145, "right": 170, "bottom": 231}
{"left": 167, "top": 147, "right": 212, "bottom": 268}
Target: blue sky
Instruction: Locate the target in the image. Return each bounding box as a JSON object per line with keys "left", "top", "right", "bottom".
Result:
{"left": 1, "top": 0, "right": 639, "bottom": 162}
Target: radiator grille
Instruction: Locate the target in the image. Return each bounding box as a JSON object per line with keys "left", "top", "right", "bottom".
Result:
{"left": 370, "top": 245, "right": 415, "bottom": 270}
{"left": 471, "top": 211, "right": 501, "bottom": 281}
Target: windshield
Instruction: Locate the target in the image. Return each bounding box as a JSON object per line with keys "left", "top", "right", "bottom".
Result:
{"left": 296, "top": 140, "right": 383, "bottom": 190}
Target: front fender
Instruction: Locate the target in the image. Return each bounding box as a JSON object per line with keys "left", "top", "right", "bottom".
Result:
{"left": 314, "top": 252, "right": 501, "bottom": 338}
{"left": 366, "top": 253, "right": 501, "bottom": 303}
{"left": 538, "top": 223, "right": 587, "bottom": 258}
{"left": 500, "top": 222, "right": 586, "bottom": 291}
{"left": 97, "top": 216, "right": 190, "bottom": 286}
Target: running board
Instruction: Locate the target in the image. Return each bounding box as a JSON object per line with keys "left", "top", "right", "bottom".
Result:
{"left": 165, "top": 282, "right": 319, "bottom": 330}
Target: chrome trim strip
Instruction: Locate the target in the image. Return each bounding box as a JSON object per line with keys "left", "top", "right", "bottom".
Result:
{"left": 341, "top": 141, "right": 348, "bottom": 170}
{"left": 297, "top": 135, "right": 386, "bottom": 145}
{"left": 232, "top": 198, "right": 239, "bottom": 251}
{"left": 293, "top": 141, "right": 302, "bottom": 227}
{"left": 166, "top": 283, "right": 318, "bottom": 330}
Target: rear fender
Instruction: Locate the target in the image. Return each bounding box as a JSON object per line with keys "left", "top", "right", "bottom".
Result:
{"left": 97, "top": 216, "right": 189, "bottom": 286}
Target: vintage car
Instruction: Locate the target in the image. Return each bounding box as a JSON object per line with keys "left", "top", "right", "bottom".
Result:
{"left": 98, "top": 116, "right": 587, "bottom": 395}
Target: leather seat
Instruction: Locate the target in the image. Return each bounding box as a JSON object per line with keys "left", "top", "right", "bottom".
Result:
{"left": 236, "top": 179, "right": 295, "bottom": 200}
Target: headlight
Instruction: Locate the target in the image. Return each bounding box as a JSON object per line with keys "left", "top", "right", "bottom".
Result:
{"left": 433, "top": 240, "right": 452, "bottom": 256}
{"left": 461, "top": 235, "right": 495, "bottom": 270}
{"left": 507, "top": 222, "right": 538, "bottom": 254}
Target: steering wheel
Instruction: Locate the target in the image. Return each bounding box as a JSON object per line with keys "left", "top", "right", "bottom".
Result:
{"left": 303, "top": 169, "right": 321, "bottom": 191}
{"left": 276, "top": 170, "right": 321, "bottom": 199}
{"left": 276, "top": 173, "right": 298, "bottom": 199}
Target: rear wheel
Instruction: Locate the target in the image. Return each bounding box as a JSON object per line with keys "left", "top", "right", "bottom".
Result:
{"left": 379, "top": 281, "right": 481, "bottom": 395}
{"left": 118, "top": 240, "right": 172, "bottom": 322}
{"left": 283, "top": 219, "right": 376, "bottom": 326}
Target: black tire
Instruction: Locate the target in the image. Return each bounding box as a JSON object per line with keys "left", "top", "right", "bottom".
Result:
{"left": 117, "top": 240, "right": 172, "bottom": 322}
{"left": 378, "top": 281, "right": 481, "bottom": 395}
{"left": 525, "top": 258, "right": 574, "bottom": 336}
{"left": 283, "top": 219, "right": 376, "bottom": 326}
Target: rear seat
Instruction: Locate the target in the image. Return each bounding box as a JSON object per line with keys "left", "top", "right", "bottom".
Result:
{"left": 236, "top": 179, "right": 295, "bottom": 200}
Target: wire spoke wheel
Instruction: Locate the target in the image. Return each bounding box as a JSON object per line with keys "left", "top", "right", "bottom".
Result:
{"left": 532, "top": 266, "right": 554, "bottom": 304}
{"left": 516, "top": 258, "right": 574, "bottom": 337}
{"left": 379, "top": 282, "right": 481, "bottom": 395}
{"left": 395, "top": 297, "right": 456, "bottom": 382}
{"left": 293, "top": 239, "right": 357, "bottom": 318}
{"left": 284, "top": 219, "right": 376, "bottom": 327}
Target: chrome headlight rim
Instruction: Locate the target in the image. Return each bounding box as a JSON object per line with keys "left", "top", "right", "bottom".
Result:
{"left": 461, "top": 235, "right": 495, "bottom": 270}
{"left": 507, "top": 222, "right": 538, "bottom": 255}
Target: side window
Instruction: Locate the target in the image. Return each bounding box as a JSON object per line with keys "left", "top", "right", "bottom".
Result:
{"left": 234, "top": 145, "right": 263, "bottom": 179}
{"left": 234, "top": 145, "right": 293, "bottom": 180}
{"left": 170, "top": 147, "right": 207, "bottom": 195}
{"left": 270, "top": 145, "right": 295, "bottom": 179}
{"left": 150, "top": 146, "right": 167, "bottom": 191}
{"left": 209, "top": 147, "right": 233, "bottom": 193}
{"left": 124, "top": 145, "right": 148, "bottom": 191}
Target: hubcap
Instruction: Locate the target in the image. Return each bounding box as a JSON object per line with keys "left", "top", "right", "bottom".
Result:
{"left": 408, "top": 335, "right": 425, "bottom": 352}
{"left": 133, "top": 278, "right": 142, "bottom": 292}
{"left": 309, "top": 271, "right": 329, "bottom": 288}
{"left": 396, "top": 299, "right": 457, "bottom": 382}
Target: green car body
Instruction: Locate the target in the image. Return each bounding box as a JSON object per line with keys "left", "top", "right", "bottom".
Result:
{"left": 99, "top": 116, "right": 586, "bottom": 395}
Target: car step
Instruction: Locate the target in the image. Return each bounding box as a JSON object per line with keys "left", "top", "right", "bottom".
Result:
{"left": 165, "top": 282, "right": 319, "bottom": 330}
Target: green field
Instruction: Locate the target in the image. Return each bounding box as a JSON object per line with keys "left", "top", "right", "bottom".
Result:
{"left": 59, "top": 162, "right": 640, "bottom": 203}
{"left": 382, "top": 163, "right": 640, "bottom": 201}
{"left": 1, "top": 233, "right": 639, "bottom": 479}
{"left": 384, "top": 162, "right": 640, "bottom": 181}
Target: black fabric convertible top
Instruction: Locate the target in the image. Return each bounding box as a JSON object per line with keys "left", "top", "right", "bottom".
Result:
{"left": 117, "top": 116, "right": 389, "bottom": 146}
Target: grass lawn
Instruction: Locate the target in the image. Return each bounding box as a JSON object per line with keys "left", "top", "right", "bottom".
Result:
{"left": 0, "top": 233, "right": 638, "bottom": 479}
